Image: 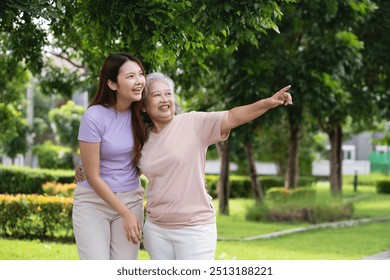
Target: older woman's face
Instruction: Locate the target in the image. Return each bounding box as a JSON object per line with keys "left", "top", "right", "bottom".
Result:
{"left": 144, "top": 80, "right": 176, "bottom": 123}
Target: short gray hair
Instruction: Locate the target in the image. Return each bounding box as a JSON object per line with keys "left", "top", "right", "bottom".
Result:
{"left": 144, "top": 72, "right": 175, "bottom": 100}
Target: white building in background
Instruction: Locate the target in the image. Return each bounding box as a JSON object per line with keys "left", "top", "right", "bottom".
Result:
{"left": 312, "top": 159, "right": 371, "bottom": 176}
{"left": 311, "top": 129, "right": 390, "bottom": 176}
{"left": 205, "top": 160, "right": 238, "bottom": 174}
{"left": 205, "top": 160, "right": 278, "bottom": 175}
{"left": 311, "top": 142, "right": 371, "bottom": 176}
{"left": 255, "top": 162, "right": 279, "bottom": 175}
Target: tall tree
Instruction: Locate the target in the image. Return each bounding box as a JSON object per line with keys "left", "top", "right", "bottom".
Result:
{"left": 359, "top": 0, "right": 390, "bottom": 122}
{"left": 254, "top": 0, "right": 377, "bottom": 194}
{"left": 301, "top": 0, "right": 376, "bottom": 195}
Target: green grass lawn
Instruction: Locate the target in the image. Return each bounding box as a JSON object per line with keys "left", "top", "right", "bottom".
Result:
{"left": 216, "top": 222, "right": 390, "bottom": 260}
{"left": 1, "top": 181, "right": 389, "bottom": 260}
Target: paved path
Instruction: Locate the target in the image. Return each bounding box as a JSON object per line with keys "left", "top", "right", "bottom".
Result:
{"left": 362, "top": 250, "right": 390, "bottom": 260}
{"left": 217, "top": 216, "right": 390, "bottom": 259}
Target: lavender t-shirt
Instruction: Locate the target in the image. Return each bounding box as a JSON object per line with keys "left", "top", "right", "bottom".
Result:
{"left": 77, "top": 105, "right": 140, "bottom": 192}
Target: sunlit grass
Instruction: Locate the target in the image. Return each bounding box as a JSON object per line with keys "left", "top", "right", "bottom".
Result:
{"left": 0, "top": 238, "right": 150, "bottom": 260}
{"left": 216, "top": 221, "right": 390, "bottom": 260}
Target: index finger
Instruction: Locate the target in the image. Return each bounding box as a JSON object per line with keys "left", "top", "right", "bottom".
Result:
{"left": 280, "top": 85, "right": 291, "bottom": 92}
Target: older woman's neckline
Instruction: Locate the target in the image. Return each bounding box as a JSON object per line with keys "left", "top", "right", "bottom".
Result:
{"left": 150, "top": 117, "right": 176, "bottom": 135}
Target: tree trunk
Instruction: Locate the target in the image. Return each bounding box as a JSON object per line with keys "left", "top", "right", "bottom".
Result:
{"left": 243, "top": 137, "right": 263, "bottom": 203}
{"left": 25, "top": 79, "right": 35, "bottom": 167}
{"left": 327, "top": 124, "right": 343, "bottom": 196}
{"left": 216, "top": 140, "right": 230, "bottom": 215}
{"left": 285, "top": 124, "right": 300, "bottom": 189}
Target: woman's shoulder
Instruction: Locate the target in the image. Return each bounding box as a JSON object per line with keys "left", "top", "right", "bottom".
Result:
{"left": 86, "top": 104, "right": 110, "bottom": 113}
{"left": 81, "top": 105, "right": 113, "bottom": 123}
{"left": 174, "top": 111, "right": 209, "bottom": 126}
{"left": 179, "top": 111, "right": 212, "bottom": 120}
{"left": 176, "top": 111, "right": 226, "bottom": 126}
{"left": 177, "top": 111, "right": 204, "bottom": 118}
{"left": 84, "top": 105, "right": 113, "bottom": 117}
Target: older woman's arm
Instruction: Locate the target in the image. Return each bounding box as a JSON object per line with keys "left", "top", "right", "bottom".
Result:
{"left": 220, "top": 85, "right": 292, "bottom": 137}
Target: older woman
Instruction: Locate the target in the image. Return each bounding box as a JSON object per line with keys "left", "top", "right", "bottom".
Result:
{"left": 139, "top": 72, "right": 292, "bottom": 260}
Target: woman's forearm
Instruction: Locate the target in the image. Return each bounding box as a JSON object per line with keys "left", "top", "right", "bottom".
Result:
{"left": 225, "top": 98, "right": 272, "bottom": 130}
{"left": 220, "top": 85, "right": 292, "bottom": 135}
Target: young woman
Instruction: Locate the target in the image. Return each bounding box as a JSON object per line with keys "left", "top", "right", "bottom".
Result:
{"left": 73, "top": 53, "right": 147, "bottom": 260}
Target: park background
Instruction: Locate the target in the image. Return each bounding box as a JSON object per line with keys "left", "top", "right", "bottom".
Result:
{"left": 0, "top": 0, "right": 390, "bottom": 260}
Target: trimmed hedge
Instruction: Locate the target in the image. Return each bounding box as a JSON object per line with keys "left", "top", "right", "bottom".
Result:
{"left": 41, "top": 176, "right": 148, "bottom": 197}
{"left": 205, "top": 174, "right": 316, "bottom": 198}
{"left": 0, "top": 194, "right": 73, "bottom": 239}
{"left": 0, "top": 165, "right": 74, "bottom": 194}
{"left": 376, "top": 180, "right": 390, "bottom": 194}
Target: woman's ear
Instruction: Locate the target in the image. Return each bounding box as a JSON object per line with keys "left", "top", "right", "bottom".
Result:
{"left": 107, "top": 79, "right": 117, "bottom": 91}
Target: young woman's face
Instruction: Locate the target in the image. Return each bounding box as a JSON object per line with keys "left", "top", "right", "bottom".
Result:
{"left": 109, "top": 60, "right": 145, "bottom": 104}
{"left": 144, "top": 80, "right": 176, "bottom": 123}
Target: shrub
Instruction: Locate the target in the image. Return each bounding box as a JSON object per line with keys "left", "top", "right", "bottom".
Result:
{"left": 259, "top": 176, "right": 285, "bottom": 191}
{"left": 229, "top": 175, "right": 253, "bottom": 198}
{"left": 42, "top": 182, "right": 76, "bottom": 197}
{"left": 0, "top": 165, "right": 74, "bottom": 194}
{"left": 0, "top": 194, "right": 73, "bottom": 239}
{"left": 205, "top": 175, "right": 318, "bottom": 199}
{"left": 266, "top": 187, "right": 316, "bottom": 203}
{"left": 246, "top": 195, "right": 354, "bottom": 224}
{"left": 33, "top": 141, "right": 73, "bottom": 170}
{"left": 289, "top": 187, "right": 316, "bottom": 201}
{"left": 266, "top": 188, "right": 290, "bottom": 203}
{"left": 376, "top": 180, "right": 390, "bottom": 194}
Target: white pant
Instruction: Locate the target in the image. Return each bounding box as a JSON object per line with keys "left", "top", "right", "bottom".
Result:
{"left": 72, "top": 185, "right": 144, "bottom": 260}
{"left": 143, "top": 219, "right": 217, "bottom": 260}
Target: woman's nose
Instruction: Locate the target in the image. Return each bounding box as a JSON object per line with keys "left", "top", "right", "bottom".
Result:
{"left": 135, "top": 74, "right": 144, "bottom": 85}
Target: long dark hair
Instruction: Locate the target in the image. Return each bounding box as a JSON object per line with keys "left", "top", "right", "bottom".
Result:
{"left": 89, "top": 53, "right": 147, "bottom": 170}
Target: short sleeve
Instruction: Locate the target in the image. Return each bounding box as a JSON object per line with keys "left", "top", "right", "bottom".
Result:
{"left": 78, "top": 108, "right": 103, "bottom": 143}
{"left": 192, "top": 111, "right": 229, "bottom": 146}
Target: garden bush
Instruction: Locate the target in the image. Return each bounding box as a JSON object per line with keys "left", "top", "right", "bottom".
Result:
{"left": 246, "top": 194, "right": 354, "bottom": 224}
{"left": 266, "top": 187, "right": 316, "bottom": 203}
{"left": 33, "top": 141, "right": 73, "bottom": 170}
{"left": 0, "top": 165, "right": 74, "bottom": 194}
{"left": 0, "top": 194, "right": 73, "bottom": 239}
{"left": 205, "top": 175, "right": 317, "bottom": 199}
{"left": 376, "top": 180, "right": 390, "bottom": 194}
{"left": 42, "top": 182, "right": 76, "bottom": 197}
